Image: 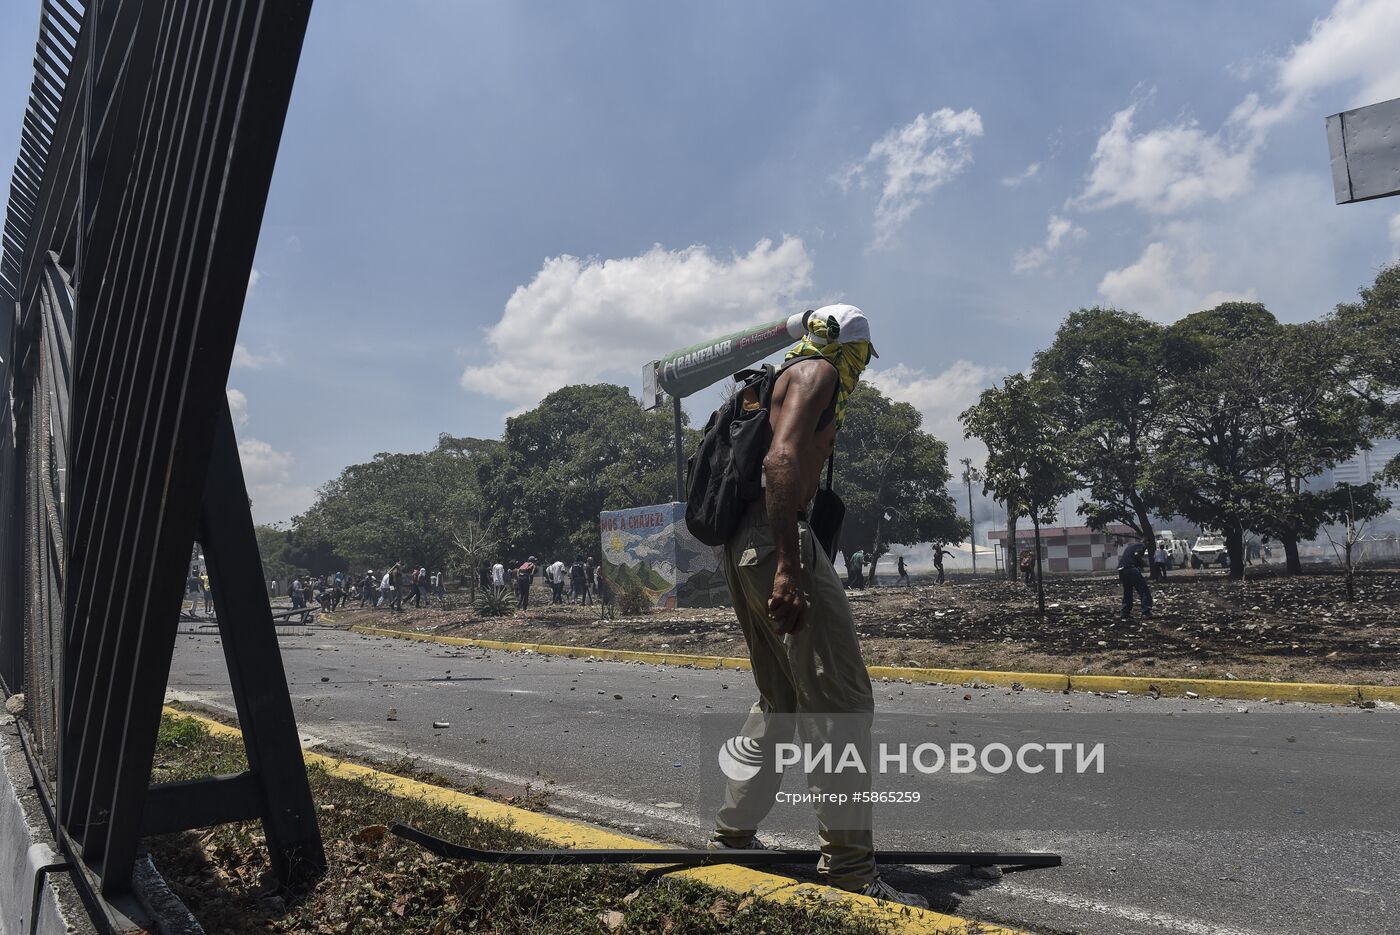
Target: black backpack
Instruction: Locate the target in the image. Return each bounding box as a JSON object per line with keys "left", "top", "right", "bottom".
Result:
{"left": 684, "top": 365, "right": 781, "bottom": 546}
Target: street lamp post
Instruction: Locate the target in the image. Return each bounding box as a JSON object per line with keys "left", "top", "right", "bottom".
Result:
{"left": 960, "top": 457, "right": 980, "bottom": 575}
{"left": 868, "top": 432, "right": 914, "bottom": 585}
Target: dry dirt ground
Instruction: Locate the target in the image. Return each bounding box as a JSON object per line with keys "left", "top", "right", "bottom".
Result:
{"left": 327, "top": 567, "right": 1400, "bottom": 686}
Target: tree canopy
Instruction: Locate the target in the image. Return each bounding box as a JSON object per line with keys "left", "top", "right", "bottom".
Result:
{"left": 963, "top": 263, "right": 1400, "bottom": 580}
{"left": 1031, "top": 307, "right": 1166, "bottom": 541}
{"left": 834, "top": 384, "right": 966, "bottom": 563}
{"left": 476, "top": 383, "right": 695, "bottom": 561}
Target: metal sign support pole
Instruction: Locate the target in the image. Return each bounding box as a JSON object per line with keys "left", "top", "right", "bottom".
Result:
{"left": 673, "top": 395, "right": 685, "bottom": 503}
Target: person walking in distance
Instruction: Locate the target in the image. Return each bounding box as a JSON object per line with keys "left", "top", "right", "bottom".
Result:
{"left": 707, "top": 305, "right": 926, "bottom": 908}
{"left": 1118, "top": 538, "right": 1153, "bottom": 619}
{"left": 570, "top": 555, "right": 590, "bottom": 605}
{"left": 933, "top": 545, "right": 953, "bottom": 584}
{"left": 491, "top": 560, "right": 506, "bottom": 592}
{"left": 392, "top": 564, "right": 408, "bottom": 612}
{"left": 846, "top": 548, "right": 866, "bottom": 589}
{"left": 1151, "top": 542, "right": 1169, "bottom": 581}
{"left": 516, "top": 556, "right": 537, "bottom": 610}
{"left": 546, "top": 557, "right": 568, "bottom": 605}
{"left": 895, "top": 554, "right": 911, "bottom": 587}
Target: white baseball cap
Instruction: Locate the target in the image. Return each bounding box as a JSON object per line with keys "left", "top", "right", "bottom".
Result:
{"left": 806, "top": 304, "right": 878, "bottom": 356}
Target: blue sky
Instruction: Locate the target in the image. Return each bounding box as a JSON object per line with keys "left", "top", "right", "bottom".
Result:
{"left": 4, "top": 1, "right": 1400, "bottom": 522}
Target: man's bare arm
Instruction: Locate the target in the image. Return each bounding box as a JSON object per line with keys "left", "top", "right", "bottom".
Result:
{"left": 763, "top": 361, "right": 837, "bottom": 634}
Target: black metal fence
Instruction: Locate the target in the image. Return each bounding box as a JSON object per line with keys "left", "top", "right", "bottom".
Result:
{"left": 0, "top": 0, "right": 323, "bottom": 921}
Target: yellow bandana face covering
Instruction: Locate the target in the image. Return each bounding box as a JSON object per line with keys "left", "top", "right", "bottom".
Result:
{"left": 783, "top": 315, "right": 871, "bottom": 430}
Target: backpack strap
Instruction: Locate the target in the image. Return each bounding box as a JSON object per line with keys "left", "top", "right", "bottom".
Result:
{"left": 825, "top": 452, "right": 834, "bottom": 491}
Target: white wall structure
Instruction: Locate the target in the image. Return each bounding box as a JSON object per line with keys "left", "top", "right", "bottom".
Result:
{"left": 987, "top": 523, "right": 1139, "bottom": 573}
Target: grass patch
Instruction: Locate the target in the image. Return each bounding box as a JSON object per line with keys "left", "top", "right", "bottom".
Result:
{"left": 148, "top": 712, "right": 893, "bottom": 934}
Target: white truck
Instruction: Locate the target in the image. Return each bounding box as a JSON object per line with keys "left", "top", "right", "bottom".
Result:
{"left": 1155, "top": 532, "right": 1192, "bottom": 570}
{"left": 1190, "top": 534, "right": 1231, "bottom": 569}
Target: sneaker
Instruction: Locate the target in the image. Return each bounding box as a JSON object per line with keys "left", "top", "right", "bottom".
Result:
{"left": 859, "top": 878, "right": 928, "bottom": 909}
{"left": 707, "top": 834, "right": 766, "bottom": 851}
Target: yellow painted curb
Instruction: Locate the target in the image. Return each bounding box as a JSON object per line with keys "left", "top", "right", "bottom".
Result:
{"left": 1358, "top": 684, "right": 1400, "bottom": 705}
{"left": 163, "top": 706, "right": 1022, "bottom": 935}
{"left": 349, "top": 624, "right": 1393, "bottom": 706}
{"left": 1068, "top": 674, "right": 1359, "bottom": 704}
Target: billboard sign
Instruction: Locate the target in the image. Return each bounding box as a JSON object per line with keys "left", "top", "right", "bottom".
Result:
{"left": 1327, "top": 96, "right": 1400, "bottom": 204}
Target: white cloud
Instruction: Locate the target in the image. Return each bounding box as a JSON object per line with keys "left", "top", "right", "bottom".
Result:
{"left": 248, "top": 268, "right": 262, "bottom": 291}
{"left": 837, "top": 108, "right": 984, "bottom": 248}
{"left": 1071, "top": 2, "right": 1400, "bottom": 320}
{"left": 1012, "top": 214, "right": 1086, "bottom": 273}
{"left": 1074, "top": 1, "right": 1400, "bottom": 222}
{"left": 225, "top": 388, "right": 314, "bottom": 522}
{"left": 865, "top": 360, "right": 1002, "bottom": 464}
{"left": 1097, "top": 237, "right": 1256, "bottom": 322}
{"left": 1095, "top": 173, "right": 1350, "bottom": 321}
{"left": 231, "top": 344, "right": 284, "bottom": 369}
{"left": 1074, "top": 103, "right": 1259, "bottom": 215}
{"left": 226, "top": 388, "right": 249, "bottom": 428}
{"left": 460, "top": 236, "right": 814, "bottom": 408}
{"left": 1001, "top": 162, "right": 1041, "bottom": 187}
{"left": 1390, "top": 212, "right": 1400, "bottom": 260}
{"left": 239, "top": 438, "right": 315, "bottom": 523}
{"left": 1272, "top": 0, "right": 1400, "bottom": 121}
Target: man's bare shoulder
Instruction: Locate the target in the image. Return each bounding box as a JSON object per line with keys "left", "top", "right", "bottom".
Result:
{"left": 774, "top": 357, "right": 837, "bottom": 406}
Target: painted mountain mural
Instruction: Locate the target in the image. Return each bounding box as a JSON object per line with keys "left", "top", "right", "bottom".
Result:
{"left": 599, "top": 502, "right": 730, "bottom": 609}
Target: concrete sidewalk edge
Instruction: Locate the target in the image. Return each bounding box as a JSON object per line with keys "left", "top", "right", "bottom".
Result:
{"left": 163, "top": 706, "right": 1027, "bottom": 935}
{"left": 348, "top": 624, "right": 1400, "bottom": 705}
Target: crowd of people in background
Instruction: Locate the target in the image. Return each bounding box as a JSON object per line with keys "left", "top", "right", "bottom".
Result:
{"left": 258, "top": 565, "right": 447, "bottom": 621}
{"left": 255, "top": 555, "right": 612, "bottom": 621}
{"left": 478, "top": 555, "right": 607, "bottom": 610}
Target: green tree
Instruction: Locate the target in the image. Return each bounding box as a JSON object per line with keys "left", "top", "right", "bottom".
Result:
{"left": 1317, "top": 482, "right": 1394, "bottom": 600}
{"left": 254, "top": 523, "right": 307, "bottom": 582}
{"left": 295, "top": 438, "right": 489, "bottom": 570}
{"left": 1151, "top": 302, "right": 1279, "bottom": 579}
{"left": 961, "top": 373, "right": 1075, "bottom": 613}
{"left": 1031, "top": 307, "right": 1167, "bottom": 542}
{"left": 1243, "top": 321, "right": 1381, "bottom": 572}
{"left": 832, "top": 385, "right": 967, "bottom": 580}
{"left": 1330, "top": 261, "right": 1400, "bottom": 477}
{"left": 478, "top": 384, "right": 693, "bottom": 561}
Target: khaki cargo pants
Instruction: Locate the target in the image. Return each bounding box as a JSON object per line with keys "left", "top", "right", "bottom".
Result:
{"left": 714, "top": 508, "right": 876, "bottom": 890}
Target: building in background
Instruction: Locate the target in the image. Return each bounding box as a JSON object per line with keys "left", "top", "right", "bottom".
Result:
{"left": 987, "top": 523, "right": 1138, "bottom": 574}
{"left": 1328, "top": 438, "right": 1400, "bottom": 490}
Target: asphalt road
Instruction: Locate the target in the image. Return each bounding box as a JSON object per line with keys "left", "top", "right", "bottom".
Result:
{"left": 166, "top": 628, "right": 1400, "bottom": 935}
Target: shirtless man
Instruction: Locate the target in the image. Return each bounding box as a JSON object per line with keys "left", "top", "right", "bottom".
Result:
{"left": 709, "top": 305, "right": 927, "bottom": 908}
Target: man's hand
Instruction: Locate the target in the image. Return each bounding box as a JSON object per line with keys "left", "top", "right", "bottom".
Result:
{"left": 768, "top": 567, "right": 806, "bottom": 634}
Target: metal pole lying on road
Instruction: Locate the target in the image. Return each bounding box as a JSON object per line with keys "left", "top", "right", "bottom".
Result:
{"left": 391, "top": 823, "right": 1062, "bottom": 869}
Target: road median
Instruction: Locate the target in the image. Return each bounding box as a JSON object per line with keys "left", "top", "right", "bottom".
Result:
{"left": 349, "top": 624, "right": 1400, "bottom": 705}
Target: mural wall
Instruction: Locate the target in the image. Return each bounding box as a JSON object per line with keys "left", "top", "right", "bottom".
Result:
{"left": 599, "top": 502, "right": 731, "bottom": 608}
